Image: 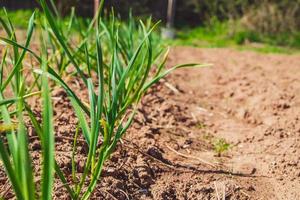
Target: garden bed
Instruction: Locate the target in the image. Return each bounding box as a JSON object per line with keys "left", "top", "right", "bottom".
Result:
{"left": 1, "top": 46, "right": 299, "bottom": 199}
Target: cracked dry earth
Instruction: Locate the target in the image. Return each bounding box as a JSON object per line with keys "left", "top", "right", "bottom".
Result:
{"left": 0, "top": 47, "right": 300, "bottom": 199}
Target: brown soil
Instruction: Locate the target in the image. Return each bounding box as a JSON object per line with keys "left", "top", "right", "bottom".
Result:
{"left": 1, "top": 47, "right": 300, "bottom": 199}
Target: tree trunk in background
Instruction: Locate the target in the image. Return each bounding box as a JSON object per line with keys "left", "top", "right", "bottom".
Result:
{"left": 94, "top": 0, "right": 99, "bottom": 17}
{"left": 57, "top": 1, "right": 63, "bottom": 15}
{"left": 162, "top": 0, "right": 176, "bottom": 39}
{"left": 167, "top": 0, "right": 176, "bottom": 28}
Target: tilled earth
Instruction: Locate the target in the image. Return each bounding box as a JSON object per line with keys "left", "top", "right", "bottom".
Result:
{"left": 1, "top": 47, "right": 300, "bottom": 199}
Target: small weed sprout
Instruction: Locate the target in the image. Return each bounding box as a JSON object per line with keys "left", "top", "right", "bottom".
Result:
{"left": 213, "top": 138, "right": 230, "bottom": 157}
{"left": 196, "top": 122, "right": 206, "bottom": 129}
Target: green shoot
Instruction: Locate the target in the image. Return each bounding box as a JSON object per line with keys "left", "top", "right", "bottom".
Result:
{"left": 213, "top": 138, "right": 231, "bottom": 157}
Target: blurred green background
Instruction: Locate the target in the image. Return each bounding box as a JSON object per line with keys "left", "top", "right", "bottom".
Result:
{"left": 1, "top": 0, "right": 300, "bottom": 53}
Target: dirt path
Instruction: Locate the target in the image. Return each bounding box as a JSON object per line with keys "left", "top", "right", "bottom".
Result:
{"left": 161, "top": 47, "right": 300, "bottom": 199}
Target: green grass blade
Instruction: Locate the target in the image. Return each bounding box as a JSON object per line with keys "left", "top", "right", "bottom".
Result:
{"left": 0, "top": 91, "right": 41, "bottom": 107}
{"left": 25, "top": 105, "right": 76, "bottom": 198}
{"left": 0, "top": 92, "right": 18, "bottom": 171}
{"left": 25, "top": 104, "right": 42, "bottom": 137}
{"left": 70, "top": 97, "right": 91, "bottom": 145}
{"left": 87, "top": 78, "right": 98, "bottom": 171}
{"left": 0, "top": 47, "right": 8, "bottom": 86}
{"left": 0, "top": 17, "right": 13, "bottom": 39}
{"left": 116, "top": 21, "right": 160, "bottom": 93}
{"left": 67, "top": 7, "right": 75, "bottom": 35}
{"left": 124, "top": 22, "right": 153, "bottom": 106}
{"left": 87, "top": 79, "right": 96, "bottom": 138}
{"left": 142, "top": 63, "right": 210, "bottom": 92}
{"left": 41, "top": 58, "right": 55, "bottom": 200}
{"left": 0, "top": 37, "right": 40, "bottom": 63}
{"left": 0, "top": 98, "right": 15, "bottom": 107}
{"left": 16, "top": 107, "right": 36, "bottom": 200}
{"left": 72, "top": 127, "right": 80, "bottom": 189}
{"left": 34, "top": 68, "right": 90, "bottom": 115}
{"left": 96, "top": 34, "right": 104, "bottom": 123}
{"left": 55, "top": 162, "right": 77, "bottom": 199}
{"left": 84, "top": 43, "right": 92, "bottom": 77}
{"left": 1, "top": 11, "right": 35, "bottom": 91}
{"left": 1, "top": 9, "right": 19, "bottom": 61}
{"left": 39, "top": 0, "right": 88, "bottom": 86}
{"left": 154, "top": 48, "right": 170, "bottom": 77}
{"left": 49, "top": 0, "right": 60, "bottom": 18}
{"left": 0, "top": 140, "right": 23, "bottom": 199}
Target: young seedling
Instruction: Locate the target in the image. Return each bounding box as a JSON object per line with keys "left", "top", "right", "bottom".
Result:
{"left": 213, "top": 138, "right": 230, "bottom": 157}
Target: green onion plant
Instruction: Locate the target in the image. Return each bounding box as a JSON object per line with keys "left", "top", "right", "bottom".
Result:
{"left": 0, "top": 0, "right": 206, "bottom": 199}
{"left": 0, "top": 11, "right": 55, "bottom": 200}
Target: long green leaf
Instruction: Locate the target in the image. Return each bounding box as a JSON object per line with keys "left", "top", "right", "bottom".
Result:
{"left": 1, "top": 12, "right": 35, "bottom": 91}
{"left": 142, "top": 63, "right": 210, "bottom": 92}
{"left": 70, "top": 97, "right": 91, "bottom": 145}
{"left": 0, "top": 140, "right": 23, "bottom": 199}
{"left": 41, "top": 57, "right": 55, "bottom": 200}
{"left": 34, "top": 68, "right": 90, "bottom": 115}
{"left": 39, "top": 0, "right": 88, "bottom": 86}
{"left": 25, "top": 105, "right": 76, "bottom": 199}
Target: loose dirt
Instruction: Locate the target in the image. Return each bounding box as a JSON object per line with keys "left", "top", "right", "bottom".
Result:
{"left": 1, "top": 47, "right": 299, "bottom": 199}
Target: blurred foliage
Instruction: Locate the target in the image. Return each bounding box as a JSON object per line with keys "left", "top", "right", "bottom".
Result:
{"left": 173, "top": 0, "right": 300, "bottom": 51}
{"left": 175, "top": 0, "right": 250, "bottom": 26}
{"left": 1, "top": 0, "right": 300, "bottom": 51}
{"left": 2, "top": 0, "right": 300, "bottom": 31}
{"left": 0, "top": 9, "right": 33, "bottom": 28}
{"left": 174, "top": 20, "right": 300, "bottom": 54}
{"left": 79, "top": 0, "right": 300, "bottom": 42}
{"left": 240, "top": 0, "right": 300, "bottom": 35}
